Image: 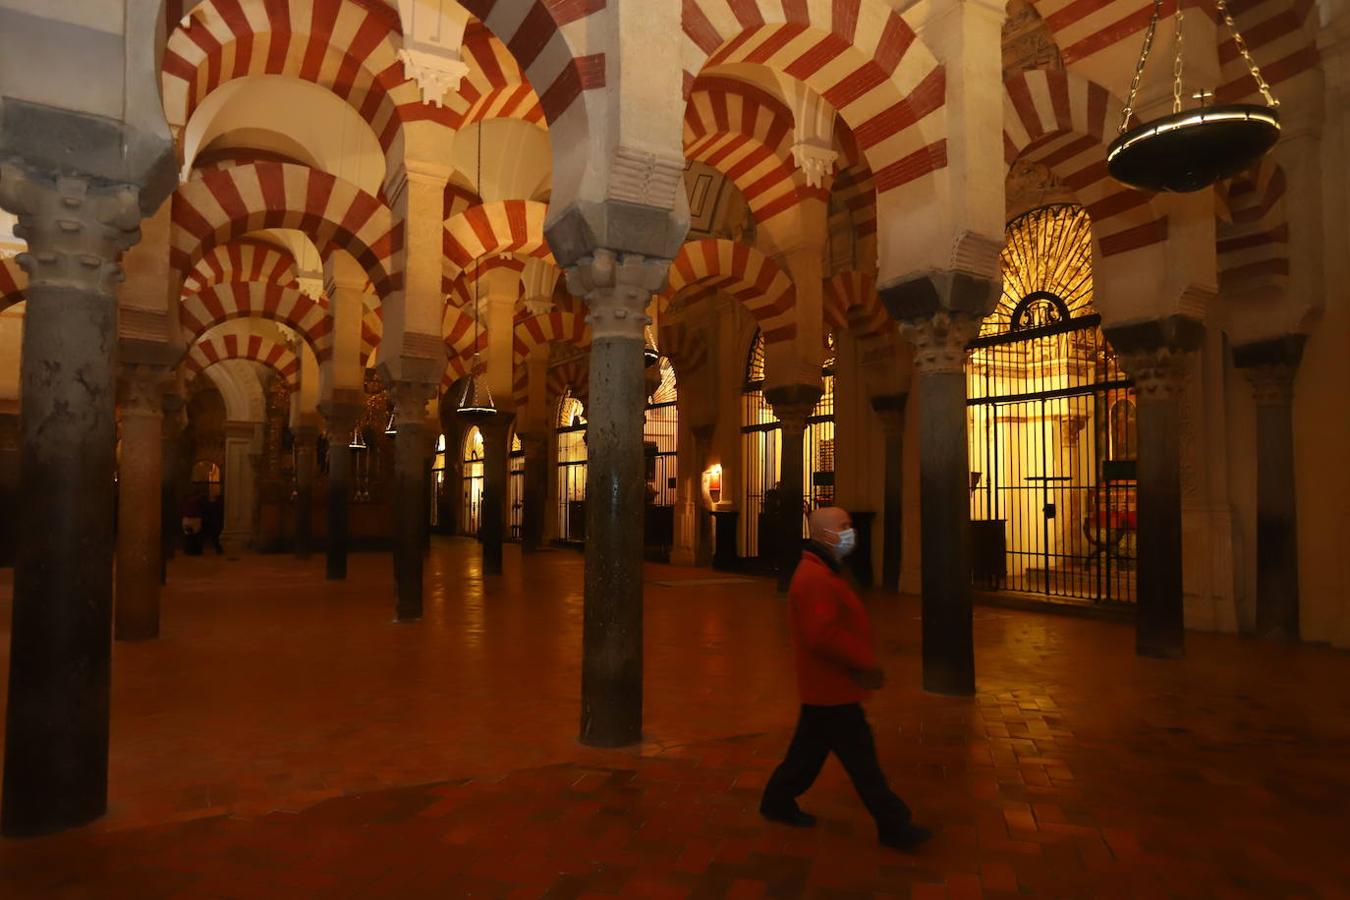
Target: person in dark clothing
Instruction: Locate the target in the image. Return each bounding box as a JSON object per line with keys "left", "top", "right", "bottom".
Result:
{"left": 760, "top": 506, "right": 932, "bottom": 851}
{"left": 203, "top": 493, "right": 224, "bottom": 554}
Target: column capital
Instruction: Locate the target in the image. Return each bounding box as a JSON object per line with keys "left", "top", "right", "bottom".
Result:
{"left": 389, "top": 380, "right": 437, "bottom": 427}
{"left": 1116, "top": 347, "right": 1191, "bottom": 400}
{"left": 320, "top": 391, "right": 365, "bottom": 435}
{"left": 1103, "top": 315, "right": 1205, "bottom": 401}
{"left": 565, "top": 249, "right": 668, "bottom": 341}
{"left": 899, "top": 310, "right": 980, "bottom": 376}
{"left": 118, "top": 363, "right": 173, "bottom": 418}
{"left": 0, "top": 162, "right": 142, "bottom": 297}
{"left": 1233, "top": 334, "right": 1305, "bottom": 407}
{"left": 764, "top": 383, "right": 823, "bottom": 436}
{"left": 870, "top": 392, "right": 909, "bottom": 438}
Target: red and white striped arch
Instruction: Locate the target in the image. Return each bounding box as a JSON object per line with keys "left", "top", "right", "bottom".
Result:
{"left": 186, "top": 332, "right": 302, "bottom": 390}
{"left": 163, "top": 0, "right": 419, "bottom": 169}
{"left": 684, "top": 77, "right": 810, "bottom": 225}
{"left": 1217, "top": 159, "right": 1287, "bottom": 295}
{"left": 443, "top": 200, "right": 553, "bottom": 282}
{"left": 664, "top": 238, "right": 797, "bottom": 343}
{"left": 512, "top": 311, "right": 590, "bottom": 365}
{"left": 457, "top": 0, "right": 608, "bottom": 125}
{"left": 180, "top": 282, "right": 333, "bottom": 362}
{"left": 451, "top": 23, "right": 546, "bottom": 130}
{"left": 181, "top": 239, "right": 300, "bottom": 297}
{"left": 442, "top": 305, "right": 488, "bottom": 384}
{"left": 546, "top": 359, "right": 589, "bottom": 402}
{"left": 1, "top": 257, "right": 26, "bottom": 314}
{"left": 1003, "top": 68, "right": 1166, "bottom": 257}
{"left": 658, "top": 320, "right": 710, "bottom": 374}
{"left": 823, "top": 270, "right": 890, "bottom": 337}
{"left": 681, "top": 0, "right": 947, "bottom": 195}
{"left": 445, "top": 256, "right": 525, "bottom": 307}
{"left": 171, "top": 162, "right": 396, "bottom": 295}
{"left": 360, "top": 301, "right": 383, "bottom": 364}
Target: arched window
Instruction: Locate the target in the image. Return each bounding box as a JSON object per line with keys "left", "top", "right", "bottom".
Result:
{"left": 461, "top": 427, "right": 484, "bottom": 536}
{"left": 430, "top": 433, "right": 447, "bottom": 529}
{"left": 508, "top": 431, "right": 524, "bottom": 541}
{"left": 191, "top": 460, "right": 222, "bottom": 502}
{"left": 556, "top": 393, "right": 587, "bottom": 543}
{"left": 645, "top": 357, "right": 678, "bottom": 507}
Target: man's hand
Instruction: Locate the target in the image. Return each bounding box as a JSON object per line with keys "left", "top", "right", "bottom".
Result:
{"left": 852, "top": 667, "right": 885, "bottom": 690}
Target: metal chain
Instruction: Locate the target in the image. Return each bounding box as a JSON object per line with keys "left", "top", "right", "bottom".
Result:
{"left": 1172, "top": 3, "right": 1185, "bottom": 114}
{"left": 1119, "top": 0, "right": 1164, "bottom": 133}
{"left": 1214, "top": 0, "right": 1280, "bottom": 107}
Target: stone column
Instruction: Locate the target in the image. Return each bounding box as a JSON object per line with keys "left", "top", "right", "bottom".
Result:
{"left": 692, "top": 424, "right": 715, "bottom": 567}
{"left": 0, "top": 165, "right": 142, "bottom": 836}
{"left": 904, "top": 312, "right": 980, "bottom": 696}
{"left": 519, "top": 431, "right": 549, "bottom": 553}
{"left": 764, "top": 387, "right": 822, "bottom": 593}
{"left": 390, "top": 381, "right": 435, "bottom": 621}
{"left": 480, "top": 415, "right": 515, "bottom": 574}
{"left": 872, "top": 393, "right": 908, "bottom": 593}
{"left": 115, "top": 364, "right": 170, "bottom": 641}
{"left": 1235, "top": 336, "right": 1305, "bottom": 640}
{"left": 322, "top": 398, "right": 361, "bottom": 580}
{"left": 159, "top": 393, "right": 184, "bottom": 584}
{"left": 0, "top": 412, "right": 18, "bottom": 568}
{"left": 222, "top": 422, "right": 258, "bottom": 552}
{"left": 565, "top": 250, "right": 668, "bottom": 748}
{"left": 1108, "top": 320, "right": 1202, "bottom": 660}
{"left": 292, "top": 426, "right": 318, "bottom": 559}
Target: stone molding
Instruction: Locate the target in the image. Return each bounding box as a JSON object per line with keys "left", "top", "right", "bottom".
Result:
{"left": 870, "top": 393, "right": 909, "bottom": 439}
{"left": 1233, "top": 334, "right": 1306, "bottom": 407}
{"left": 1102, "top": 316, "right": 1205, "bottom": 401}
{"left": 607, "top": 148, "right": 686, "bottom": 211}
{"left": 900, "top": 311, "right": 981, "bottom": 376}
{"left": 0, "top": 162, "right": 141, "bottom": 297}
{"left": 764, "top": 384, "right": 823, "bottom": 436}
{"left": 398, "top": 46, "right": 470, "bottom": 107}
{"left": 118, "top": 363, "right": 172, "bottom": 417}
{"left": 790, "top": 141, "right": 838, "bottom": 189}
{"left": 1116, "top": 347, "right": 1190, "bottom": 400}
{"left": 389, "top": 380, "right": 438, "bottom": 427}
{"left": 320, "top": 392, "right": 365, "bottom": 435}
{"left": 565, "top": 249, "right": 668, "bottom": 341}
{"left": 1241, "top": 364, "right": 1299, "bottom": 406}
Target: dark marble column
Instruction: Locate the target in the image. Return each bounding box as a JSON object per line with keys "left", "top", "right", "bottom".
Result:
{"left": 322, "top": 397, "right": 361, "bottom": 581}
{"left": 390, "top": 382, "right": 434, "bottom": 621}
{"left": 0, "top": 412, "right": 18, "bottom": 568}
{"left": 159, "top": 393, "right": 183, "bottom": 585}
{"left": 1235, "top": 336, "right": 1305, "bottom": 641}
{"left": 765, "top": 387, "right": 822, "bottom": 593}
{"left": 566, "top": 251, "right": 668, "bottom": 748}
{"left": 904, "top": 313, "right": 980, "bottom": 696}
{"left": 520, "top": 431, "right": 549, "bottom": 553}
{"left": 871, "top": 393, "right": 908, "bottom": 593}
{"left": 292, "top": 426, "right": 318, "bottom": 559}
{"left": 0, "top": 165, "right": 143, "bottom": 836}
{"left": 480, "top": 415, "right": 514, "bottom": 574}
{"left": 115, "top": 363, "right": 170, "bottom": 641}
{"left": 1108, "top": 317, "right": 1203, "bottom": 659}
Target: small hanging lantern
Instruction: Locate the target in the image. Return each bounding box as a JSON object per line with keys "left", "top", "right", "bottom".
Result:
{"left": 348, "top": 426, "right": 367, "bottom": 451}
{"left": 1106, "top": 0, "right": 1279, "bottom": 193}
{"left": 384, "top": 408, "right": 398, "bottom": 436}
{"left": 455, "top": 356, "right": 498, "bottom": 420}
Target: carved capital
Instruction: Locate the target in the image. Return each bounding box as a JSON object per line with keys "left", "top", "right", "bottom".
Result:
{"left": 0, "top": 162, "right": 142, "bottom": 296}
{"left": 1116, "top": 347, "right": 1190, "bottom": 400}
{"left": 1233, "top": 334, "right": 1304, "bottom": 407}
{"left": 118, "top": 363, "right": 172, "bottom": 417}
{"left": 900, "top": 311, "right": 980, "bottom": 376}
{"left": 320, "top": 395, "right": 364, "bottom": 435}
{"left": 870, "top": 393, "right": 908, "bottom": 439}
{"left": 397, "top": 47, "right": 470, "bottom": 107}
{"left": 764, "top": 384, "right": 823, "bottom": 436}
{"left": 790, "top": 141, "right": 838, "bottom": 189}
{"left": 1242, "top": 364, "right": 1297, "bottom": 406}
{"left": 565, "top": 249, "right": 669, "bottom": 341}
{"left": 390, "top": 380, "right": 437, "bottom": 427}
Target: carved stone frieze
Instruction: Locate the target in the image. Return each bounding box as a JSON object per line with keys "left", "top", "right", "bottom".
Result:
{"left": 900, "top": 311, "right": 981, "bottom": 376}
{"left": 565, "top": 249, "right": 669, "bottom": 341}
{"left": 1002, "top": 0, "right": 1064, "bottom": 80}
{"left": 606, "top": 148, "right": 687, "bottom": 212}
{"left": 0, "top": 162, "right": 141, "bottom": 297}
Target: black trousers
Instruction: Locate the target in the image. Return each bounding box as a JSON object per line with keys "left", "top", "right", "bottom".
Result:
{"left": 761, "top": 703, "right": 911, "bottom": 837}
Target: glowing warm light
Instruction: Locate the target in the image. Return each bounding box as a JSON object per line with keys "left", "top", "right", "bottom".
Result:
{"left": 705, "top": 464, "right": 723, "bottom": 504}
{"left": 1106, "top": 109, "right": 1280, "bottom": 163}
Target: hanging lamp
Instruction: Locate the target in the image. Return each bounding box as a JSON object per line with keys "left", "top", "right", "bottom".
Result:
{"left": 348, "top": 425, "right": 367, "bottom": 451}
{"left": 455, "top": 120, "right": 499, "bottom": 421}
{"left": 384, "top": 408, "right": 398, "bottom": 436}
{"left": 1106, "top": 0, "right": 1279, "bottom": 193}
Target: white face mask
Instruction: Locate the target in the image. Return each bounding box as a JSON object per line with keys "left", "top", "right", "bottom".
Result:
{"left": 831, "top": 527, "right": 856, "bottom": 558}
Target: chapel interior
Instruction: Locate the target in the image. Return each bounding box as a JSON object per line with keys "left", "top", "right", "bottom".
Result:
{"left": 0, "top": 0, "right": 1348, "bottom": 894}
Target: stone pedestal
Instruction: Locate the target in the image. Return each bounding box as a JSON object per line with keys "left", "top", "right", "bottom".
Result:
{"left": 1235, "top": 337, "right": 1305, "bottom": 641}
{"left": 480, "top": 415, "right": 515, "bottom": 574}
{"left": 322, "top": 400, "right": 360, "bottom": 580}
{"left": 566, "top": 251, "right": 668, "bottom": 748}
{"left": 765, "top": 386, "right": 822, "bottom": 593}
{"left": 872, "top": 394, "right": 908, "bottom": 593}
{"left": 115, "top": 364, "right": 169, "bottom": 641}
{"left": 390, "top": 383, "right": 434, "bottom": 621}
{"left": 1108, "top": 317, "right": 1204, "bottom": 659}
{"left": 520, "top": 432, "right": 548, "bottom": 553}
{"left": 904, "top": 312, "right": 980, "bottom": 696}
{"left": 0, "top": 164, "right": 143, "bottom": 836}
{"left": 292, "top": 427, "right": 318, "bottom": 559}
{"left": 0, "top": 412, "right": 18, "bottom": 568}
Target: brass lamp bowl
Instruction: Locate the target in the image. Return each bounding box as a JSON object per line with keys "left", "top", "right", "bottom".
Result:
{"left": 1107, "top": 103, "right": 1280, "bottom": 193}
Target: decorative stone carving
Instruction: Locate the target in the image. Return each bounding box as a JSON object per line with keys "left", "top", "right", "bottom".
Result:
{"left": 398, "top": 47, "right": 470, "bottom": 107}
{"left": 296, "top": 272, "right": 324, "bottom": 301}
{"left": 1005, "top": 158, "right": 1073, "bottom": 220}
{"left": 1242, "top": 364, "right": 1298, "bottom": 406}
{"left": 1002, "top": 0, "right": 1063, "bottom": 80}
{"left": 1116, "top": 347, "right": 1190, "bottom": 400}
{"left": 900, "top": 311, "right": 981, "bottom": 376}
{"left": 0, "top": 162, "right": 141, "bottom": 295}
{"left": 950, "top": 231, "right": 1005, "bottom": 282}
{"left": 565, "top": 249, "right": 669, "bottom": 341}
{"left": 389, "top": 380, "right": 437, "bottom": 427}
{"left": 118, "top": 364, "right": 171, "bottom": 417}
{"left": 791, "top": 142, "right": 838, "bottom": 189}
{"left": 606, "top": 148, "right": 687, "bottom": 211}
{"left": 765, "top": 387, "right": 821, "bottom": 438}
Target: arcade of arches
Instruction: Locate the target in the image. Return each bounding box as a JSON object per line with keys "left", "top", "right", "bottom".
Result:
{"left": 0, "top": 0, "right": 1348, "bottom": 886}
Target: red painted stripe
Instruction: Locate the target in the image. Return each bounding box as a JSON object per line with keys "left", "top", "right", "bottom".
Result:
{"left": 872, "top": 12, "right": 914, "bottom": 75}
{"left": 544, "top": 0, "right": 605, "bottom": 26}
{"left": 727, "top": 0, "right": 765, "bottom": 30}
{"left": 851, "top": 66, "right": 945, "bottom": 150}
{"left": 831, "top": 0, "right": 860, "bottom": 39}
{"left": 746, "top": 24, "right": 808, "bottom": 66}
{"left": 683, "top": 0, "right": 724, "bottom": 55}
{"left": 784, "top": 34, "right": 849, "bottom": 82}
{"left": 1005, "top": 74, "right": 1044, "bottom": 142}
{"left": 540, "top": 54, "right": 605, "bottom": 122}
{"left": 508, "top": 2, "right": 559, "bottom": 72}
{"left": 873, "top": 139, "right": 947, "bottom": 192}
{"left": 1098, "top": 218, "right": 1168, "bottom": 256}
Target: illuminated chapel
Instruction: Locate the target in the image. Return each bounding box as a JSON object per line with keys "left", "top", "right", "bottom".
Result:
{"left": 0, "top": 0, "right": 1348, "bottom": 886}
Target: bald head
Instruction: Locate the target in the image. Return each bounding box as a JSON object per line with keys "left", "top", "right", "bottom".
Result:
{"left": 809, "top": 507, "right": 852, "bottom": 556}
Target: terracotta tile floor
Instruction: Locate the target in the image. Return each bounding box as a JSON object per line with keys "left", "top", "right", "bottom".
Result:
{"left": 1, "top": 539, "right": 1349, "bottom": 898}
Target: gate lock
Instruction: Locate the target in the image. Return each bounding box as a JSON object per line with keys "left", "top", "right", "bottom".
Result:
{"left": 1043, "top": 502, "right": 1057, "bottom": 519}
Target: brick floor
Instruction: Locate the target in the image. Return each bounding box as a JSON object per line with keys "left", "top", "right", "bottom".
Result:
{"left": 1, "top": 539, "right": 1349, "bottom": 897}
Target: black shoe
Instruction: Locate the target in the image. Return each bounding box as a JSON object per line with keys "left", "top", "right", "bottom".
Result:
{"left": 760, "top": 805, "right": 817, "bottom": 828}
{"left": 879, "top": 823, "right": 933, "bottom": 850}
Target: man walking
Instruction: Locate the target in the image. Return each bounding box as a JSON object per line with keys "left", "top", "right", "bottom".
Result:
{"left": 760, "top": 507, "right": 931, "bottom": 850}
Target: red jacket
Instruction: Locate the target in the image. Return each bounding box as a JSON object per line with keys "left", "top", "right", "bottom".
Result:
{"left": 788, "top": 545, "right": 877, "bottom": 706}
